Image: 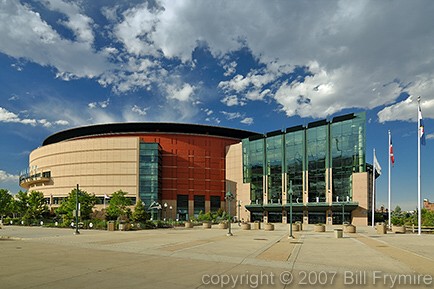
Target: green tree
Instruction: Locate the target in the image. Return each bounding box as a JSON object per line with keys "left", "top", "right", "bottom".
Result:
{"left": 131, "top": 200, "right": 149, "bottom": 223}
{"left": 391, "top": 205, "right": 405, "bottom": 226}
{"left": 422, "top": 209, "right": 434, "bottom": 226}
{"left": 106, "top": 190, "right": 131, "bottom": 221}
{"left": 56, "top": 188, "right": 97, "bottom": 224}
{"left": 15, "top": 191, "right": 29, "bottom": 217}
{"left": 24, "top": 191, "right": 48, "bottom": 221}
{"left": 0, "top": 189, "right": 13, "bottom": 223}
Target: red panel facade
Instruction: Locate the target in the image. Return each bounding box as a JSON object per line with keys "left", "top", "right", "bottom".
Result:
{"left": 140, "top": 134, "right": 239, "bottom": 202}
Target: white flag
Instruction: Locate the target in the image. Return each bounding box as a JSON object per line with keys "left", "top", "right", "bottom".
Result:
{"left": 374, "top": 152, "right": 382, "bottom": 175}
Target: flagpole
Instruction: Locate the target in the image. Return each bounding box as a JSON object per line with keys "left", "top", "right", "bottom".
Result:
{"left": 417, "top": 97, "right": 421, "bottom": 235}
{"left": 372, "top": 148, "right": 375, "bottom": 227}
{"left": 388, "top": 130, "right": 391, "bottom": 230}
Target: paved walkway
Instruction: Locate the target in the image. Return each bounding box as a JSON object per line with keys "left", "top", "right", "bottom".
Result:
{"left": 1, "top": 224, "right": 433, "bottom": 289}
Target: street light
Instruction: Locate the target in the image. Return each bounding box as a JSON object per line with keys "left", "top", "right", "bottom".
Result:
{"left": 169, "top": 205, "right": 173, "bottom": 221}
{"left": 288, "top": 180, "right": 294, "bottom": 239}
{"left": 237, "top": 200, "right": 242, "bottom": 226}
{"left": 342, "top": 196, "right": 349, "bottom": 225}
{"left": 164, "top": 202, "right": 168, "bottom": 221}
{"left": 74, "top": 184, "right": 80, "bottom": 235}
{"left": 226, "top": 191, "right": 234, "bottom": 236}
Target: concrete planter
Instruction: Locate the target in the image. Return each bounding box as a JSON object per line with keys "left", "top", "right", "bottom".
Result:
{"left": 241, "top": 223, "right": 251, "bottom": 230}
{"left": 185, "top": 222, "right": 193, "bottom": 228}
{"left": 295, "top": 221, "right": 303, "bottom": 231}
{"left": 392, "top": 225, "right": 406, "bottom": 234}
{"left": 376, "top": 223, "right": 387, "bottom": 234}
{"left": 264, "top": 223, "right": 274, "bottom": 231}
{"left": 218, "top": 222, "right": 228, "bottom": 229}
{"left": 343, "top": 224, "right": 356, "bottom": 233}
{"left": 290, "top": 223, "right": 300, "bottom": 232}
{"left": 202, "top": 222, "right": 212, "bottom": 229}
{"left": 314, "top": 224, "right": 325, "bottom": 232}
{"left": 252, "top": 221, "right": 261, "bottom": 230}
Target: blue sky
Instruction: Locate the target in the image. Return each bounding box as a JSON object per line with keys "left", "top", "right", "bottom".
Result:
{"left": 1, "top": 0, "right": 434, "bottom": 210}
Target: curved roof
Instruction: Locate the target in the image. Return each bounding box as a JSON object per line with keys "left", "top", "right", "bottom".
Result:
{"left": 42, "top": 122, "right": 261, "bottom": 146}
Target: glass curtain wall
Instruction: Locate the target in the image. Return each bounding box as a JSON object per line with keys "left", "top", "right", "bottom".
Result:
{"left": 210, "top": 196, "right": 221, "bottom": 212}
{"left": 331, "top": 113, "right": 366, "bottom": 202}
{"left": 242, "top": 138, "right": 265, "bottom": 204}
{"left": 139, "top": 143, "right": 162, "bottom": 212}
{"left": 266, "top": 133, "right": 283, "bottom": 204}
{"left": 306, "top": 122, "right": 328, "bottom": 203}
{"left": 194, "top": 195, "right": 205, "bottom": 218}
{"left": 285, "top": 128, "right": 304, "bottom": 203}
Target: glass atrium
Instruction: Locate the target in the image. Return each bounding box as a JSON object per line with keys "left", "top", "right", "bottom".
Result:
{"left": 242, "top": 112, "right": 366, "bottom": 224}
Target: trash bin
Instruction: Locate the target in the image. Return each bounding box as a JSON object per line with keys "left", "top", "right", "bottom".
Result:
{"left": 107, "top": 221, "right": 115, "bottom": 231}
{"left": 334, "top": 228, "right": 343, "bottom": 238}
{"left": 119, "top": 223, "right": 126, "bottom": 231}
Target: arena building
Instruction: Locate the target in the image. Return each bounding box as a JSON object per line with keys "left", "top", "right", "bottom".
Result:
{"left": 20, "top": 112, "right": 373, "bottom": 225}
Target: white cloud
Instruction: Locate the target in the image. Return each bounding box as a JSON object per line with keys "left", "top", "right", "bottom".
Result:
{"left": 0, "top": 170, "right": 18, "bottom": 182}
{"left": 378, "top": 96, "right": 434, "bottom": 123}
{"left": 0, "top": 1, "right": 110, "bottom": 79}
{"left": 219, "top": 70, "right": 276, "bottom": 98}
{"left": 0, "top": 107, "right": 69, "bottom": 127}
{"left": 42, "top": 0, "right": 95, "bottom": 44}
{"left": 202, "top": 108, "right": 213, "bottom": 116}
{"left": 0, "top": 107, "right": 36, "bottom": 126}
{"left": 241, "top": 117, "right": 254, "bottom": 125}
{"left": 166, "top": 83, "right": 195, "bottom": 102}
{"left": 131, "top": 105, "right": 149, "bottom": 116}
{"left": 54, "top": 120, "right": 69, "bottom": 126}
{"left": 138, "top": 0, "right": 434, "bottom": 120}
{"left": 1, "top": 1, "right": 434, "bottom": 123}
{"left": 114, "top": 3, "right": 161, "bottom": 57}
{"left": 223, "top": 61, "right": 237, "bottom": 77}
{"left": 220, "top": 111, "right": 244, "bottom": 120}
{"left": 220, "top": 111, "right": 253, "bottom": 125}
{"left": 221, "top": 95, "right": 246, "bottom": 107}
{"left": 88, "top": 99, "right": 110, "bottom": 109}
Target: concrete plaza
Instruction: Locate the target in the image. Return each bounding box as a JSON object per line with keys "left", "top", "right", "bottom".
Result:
{"left": 1, "top": 224, "right": 433, "bottom": 289}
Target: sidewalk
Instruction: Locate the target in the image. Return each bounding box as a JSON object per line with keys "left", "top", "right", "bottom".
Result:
{"left": 1, "top": 224, "right": 433, "bottom": 289}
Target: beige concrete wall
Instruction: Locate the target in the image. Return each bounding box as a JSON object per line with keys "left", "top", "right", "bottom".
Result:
{"left": 352, "top": 172, "right": 369, "bottom": 226}
{"left": 225, "top": 143, "right": 251, "bottom": 222}
{"left": 27, "top": 137, "right": 139, "bottom": 199}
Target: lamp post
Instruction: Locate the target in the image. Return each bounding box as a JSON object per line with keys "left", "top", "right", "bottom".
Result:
{"left": 169, "top": 205, "right": 173, "bottom": 221}
{"left": 164, "top": 202, "right": 168, "bottom": 221}
{"left": 226, "top": 191, "right": 234, "bottom": 236}
{"left": 288, "top": 180, "right": 294, "bottom": 239}
{"left": 342, "top": 200, "right": 345, "bottom": 224}
{"left": 75, "top": 184, "right": 80, "bottom": 235}
{"left": 237, "top": 200, "right": 242, "bottom": 226}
